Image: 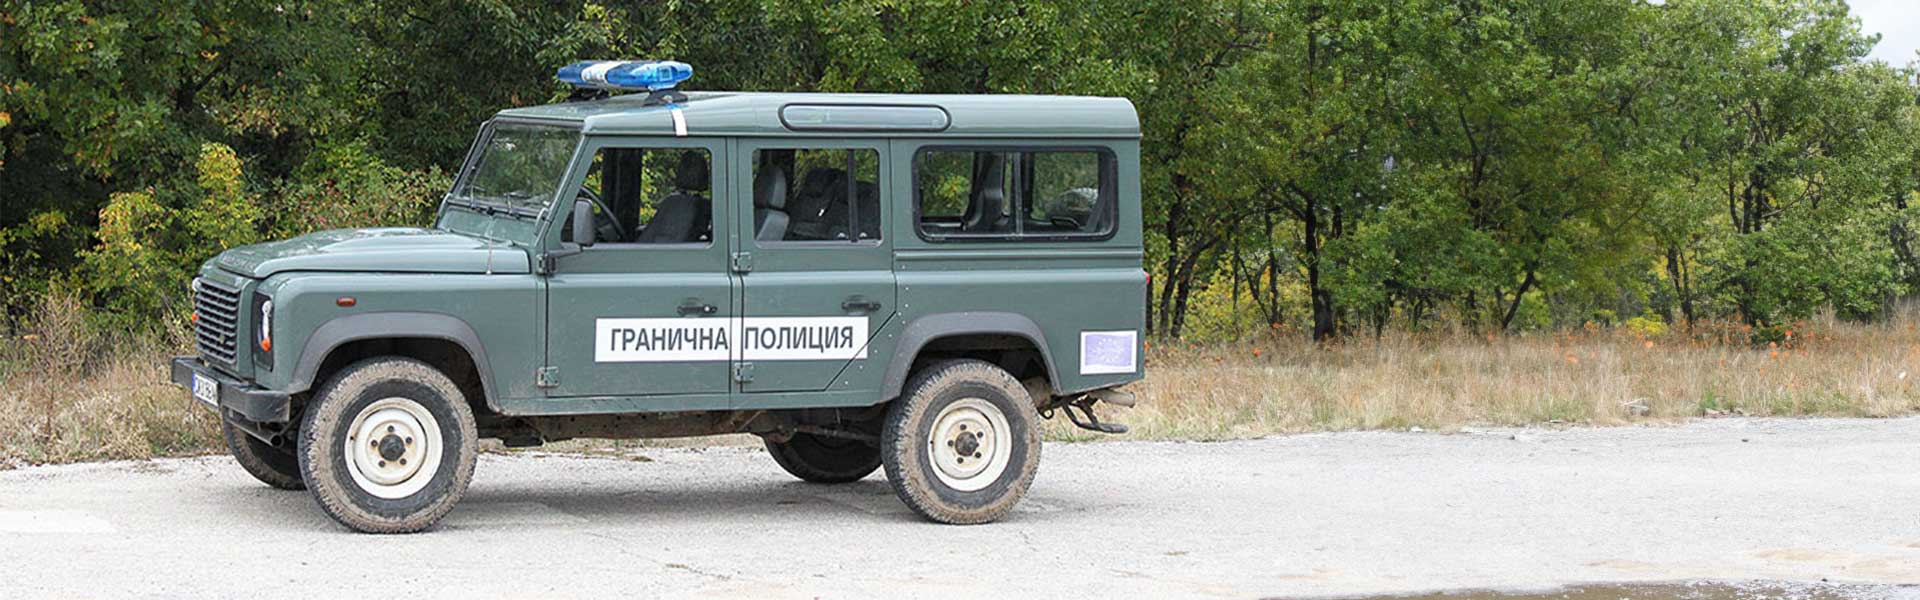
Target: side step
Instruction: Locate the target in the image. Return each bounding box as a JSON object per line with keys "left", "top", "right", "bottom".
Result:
{"left": 1061, "top": 389, "right": 1134, "bottom": 434}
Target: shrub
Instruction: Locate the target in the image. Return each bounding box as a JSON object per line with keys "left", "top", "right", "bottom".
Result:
{"left": 79, "top": 142, "right": 262, "bottom": 329}
{"left": 1622, "top": 312, "right": 1669, "bottom": 337}
{"left": 0, "top": 210, "right": 81, "bottom": 330}
{"left": 265, "top": 140, "right": 448, "bottom": 237}
{"left": 81, "top": 189, "right": 181, "bottom": 327}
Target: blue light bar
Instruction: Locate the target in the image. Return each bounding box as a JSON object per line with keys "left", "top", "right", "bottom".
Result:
{"left": 557, "top": 60, "right": 693, "bottom": 91}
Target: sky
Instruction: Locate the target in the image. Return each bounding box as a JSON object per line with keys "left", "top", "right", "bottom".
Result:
{"left": 1852, "top": 0, "right": 1920, "bottom": 66}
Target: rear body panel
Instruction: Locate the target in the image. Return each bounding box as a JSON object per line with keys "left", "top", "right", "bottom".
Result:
{"left": 887, "top": 139, "right": 1147, "bottom": 394}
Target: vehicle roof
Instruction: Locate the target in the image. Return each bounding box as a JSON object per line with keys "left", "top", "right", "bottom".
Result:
{"left": 493, "top": 91, "right": 1141, "bottom": 139}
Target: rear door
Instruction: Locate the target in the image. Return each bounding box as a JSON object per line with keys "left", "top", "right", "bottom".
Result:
{"left": 731, "top": 139, "right": 898, "bottom": 404}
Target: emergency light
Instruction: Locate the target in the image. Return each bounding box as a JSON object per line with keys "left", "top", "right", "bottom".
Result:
{"left": 557, "top": 60, "right": 693, "bottom": 91}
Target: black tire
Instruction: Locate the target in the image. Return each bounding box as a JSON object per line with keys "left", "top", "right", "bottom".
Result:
{"left": 880, "top": 359, "right": 1041, "bottom": 524}
{"left": 297, "top": 357, "right": 477, "bottom": 534}
{"left": 765, "top": 430, "right": 882, "bottom": 483}
{"left": 222, "top": 419, "right": 304, "bottom": 490}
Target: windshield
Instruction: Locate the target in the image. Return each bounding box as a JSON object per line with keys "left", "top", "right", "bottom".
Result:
{"left": 451, "top": 122, "right": 580, "bottom": 213}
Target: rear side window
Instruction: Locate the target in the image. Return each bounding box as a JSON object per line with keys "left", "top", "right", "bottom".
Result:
{"left": 752, "top": 148, "right": 882, "bottom": 243}
{"left": 915, "top": 147, "right": 1115, "bottom": 241}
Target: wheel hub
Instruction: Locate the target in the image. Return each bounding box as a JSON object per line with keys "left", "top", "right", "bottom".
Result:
{"left": 928, "top": 398, "right": 1013, "bottom": 492}
{"left": 344, "top": 398, "right": 441, "bottom": 499}
{"left": 954, "top": 431, "right": 981, "bottom": 457}
{"left": 377, "top": 434, "right": 407, "bottom": 461}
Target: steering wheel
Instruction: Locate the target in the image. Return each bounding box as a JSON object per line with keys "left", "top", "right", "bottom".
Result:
{"left": 574, "top": 187, "right": 627, "bottom": 243}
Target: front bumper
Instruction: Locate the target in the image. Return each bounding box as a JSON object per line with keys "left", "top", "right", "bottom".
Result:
{"left": 169, "top": 356, "right": 291, "bottom": 423}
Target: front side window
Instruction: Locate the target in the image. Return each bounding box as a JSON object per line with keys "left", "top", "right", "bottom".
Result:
{"left": 451, "top": 123, "right": 581, "bottom": 214}
{"left": 750, "top": 148, "right": 881, "bottom": 243}
{"left": 915, "top": 148, "right": 1114, "bottom": 240}
{"left": 563, "top": 147, "right": 713, "bottom": 245}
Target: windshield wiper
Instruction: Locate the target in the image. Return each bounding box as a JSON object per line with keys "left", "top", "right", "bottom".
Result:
{"left": 445, "top": 196, "right": 543, "bottom": 220}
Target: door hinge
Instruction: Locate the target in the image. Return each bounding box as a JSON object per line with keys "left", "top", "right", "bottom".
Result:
{"left": 535, "top": 366, "right": 561, "bottom": 388}
{"left": 733, "top": 362, "right": 754, "bottom": 384}
{"left": 731, "top": 251, "right": 753, "bottom": 273}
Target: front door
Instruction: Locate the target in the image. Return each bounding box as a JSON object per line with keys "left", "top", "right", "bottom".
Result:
{"left": 545, "top": 137, "right": 734, "bottom": 403}
{"left": 732, "top": 140, "right": 898, "bottom": 403}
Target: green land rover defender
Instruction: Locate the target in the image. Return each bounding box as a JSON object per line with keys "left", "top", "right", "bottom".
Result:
{"left": 170, "top": 61, "right": 1145, "bottom": 533}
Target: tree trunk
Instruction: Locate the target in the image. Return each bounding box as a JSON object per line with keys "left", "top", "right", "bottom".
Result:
{"left": 1665, "top": 244, "right": 1696, "bottom": 329}
{"left": 1499, "top": 269, "right": 1536, "bottom": 331}
{"left": 1167, "top": 235, "right": 1217, "bottom": 339}
{"left": 1155, "top": 178, "right": 1190, "bottom": 336}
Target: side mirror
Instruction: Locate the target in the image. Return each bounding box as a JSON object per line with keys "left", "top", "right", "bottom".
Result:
{"left": 571, "top": 199, "right": 596, "bottom": 247}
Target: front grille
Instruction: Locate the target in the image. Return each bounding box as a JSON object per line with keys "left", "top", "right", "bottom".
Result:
{"left": 194, "top": 280, "right": 242, "bottom": 365}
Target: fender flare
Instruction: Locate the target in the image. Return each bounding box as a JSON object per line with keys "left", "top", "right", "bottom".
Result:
{"left": 288, "top": 311, "right": 499, "bottom": 412}
{"left": 880, "top": 311, "right": 1059, "bottom": 402}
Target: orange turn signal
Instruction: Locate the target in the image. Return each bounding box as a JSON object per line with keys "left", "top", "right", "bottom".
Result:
{"left": 336, "top": 297, "right": 356, "bottom": 307}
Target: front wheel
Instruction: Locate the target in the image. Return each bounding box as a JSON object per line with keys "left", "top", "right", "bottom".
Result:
{"left": 222, "top": 420, "right": 304, "bottom": 490}
{"left": 297, "top": 357, "right": 477, "bottom": 534}
{"left": 881, "top": 359, "right": 1041, "bottom": 524}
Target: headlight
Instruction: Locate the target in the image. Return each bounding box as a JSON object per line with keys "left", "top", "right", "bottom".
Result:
{"left": 252, "top": 295, "right": 274, "bottom": 365}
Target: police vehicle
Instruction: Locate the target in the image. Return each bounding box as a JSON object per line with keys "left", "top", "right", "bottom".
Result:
{"left": 171, "top": 60, "right": 1145, "bottom": 533}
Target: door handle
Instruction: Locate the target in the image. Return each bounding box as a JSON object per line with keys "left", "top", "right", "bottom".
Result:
{"left": 678, "top": 302, "right": 718, "bottom": 316}
{"left": 841, "top": 298, "right": 883, "bottom": 313}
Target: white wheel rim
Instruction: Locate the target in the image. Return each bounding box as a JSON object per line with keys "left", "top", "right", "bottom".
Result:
{"left": 344, "top": 397, "right": 442, "bottom": 499}
{"left": 928, "top": 398, "right": 1012, "bottom": 492}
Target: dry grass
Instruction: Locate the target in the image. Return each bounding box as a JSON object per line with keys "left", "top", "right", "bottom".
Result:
{"left": 7, "top": 289, "right": 1920, "bottom": 466}
{"left": 0, "top": 290, "right": 220, "bottom": 467}
{"left": 1048, "top": 312, "right": 1920, "bottom": 441}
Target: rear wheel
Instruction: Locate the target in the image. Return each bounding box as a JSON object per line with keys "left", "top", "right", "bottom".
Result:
{"left": 765, "top": 430, "right": 881, "bottom": 483}
{"left": 297, "top": 357, "right": 477, "bottom": 534}
{"left": 881, "top": 359, "right": 1041, "bottom": 524}
{"left": 222, "top": 420, "right": 304, "bottom": 490}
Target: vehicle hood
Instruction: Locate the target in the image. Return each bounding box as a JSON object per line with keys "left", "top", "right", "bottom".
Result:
{"left": 214, "top": 228, "right": 531, "bottom": 278}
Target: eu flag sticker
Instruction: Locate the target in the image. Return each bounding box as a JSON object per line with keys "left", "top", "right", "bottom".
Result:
{"left": 1079, "top": 330, "right": 1138, "bottom": 375}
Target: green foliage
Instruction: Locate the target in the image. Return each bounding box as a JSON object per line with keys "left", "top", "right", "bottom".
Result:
{"left": 266, "top": 141, "right": 449, "bottom": 236}
{"left": 1750, "top": 325, "right": 1791, "bottom": 347}
{"left": 181, "top": 143, "right": 261, "bottom": 260}
{"left": 78, "top": 143, "right": 261, "bottom": 327}
{"left": 1623, "top": 313, "right": 1669, "bottom": 338}
{"left": 81, "top": 189, "right": 179, "bottom": 325}
{"left": 0, "top": 210, "right": 79, "bottom": 321}
{"left": 0, "top": 0, "right": 1916, "bottom": 343}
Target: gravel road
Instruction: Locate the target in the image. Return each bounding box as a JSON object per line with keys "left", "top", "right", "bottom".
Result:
{"left": 1, "top": 418, "right": 1917, "bottom": 598}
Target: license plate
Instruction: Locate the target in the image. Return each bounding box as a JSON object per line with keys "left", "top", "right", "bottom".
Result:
{"left": 192, "top": 373, "right": 219, "bottom": 408}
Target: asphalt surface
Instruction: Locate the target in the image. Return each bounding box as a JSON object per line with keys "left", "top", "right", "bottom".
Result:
{"left": 1, "top": 418, "right": 1917, "bottom": 598}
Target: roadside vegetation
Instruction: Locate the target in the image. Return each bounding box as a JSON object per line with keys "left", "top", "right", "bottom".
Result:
{"left": 1053, "top": 311, "right": 1920, "bottom": 441}
{"left": 8, "top": 286, "right": 1917, "bottom": 466}
{"left": 4, "top": 2, "right": 1920, "bottom": 465}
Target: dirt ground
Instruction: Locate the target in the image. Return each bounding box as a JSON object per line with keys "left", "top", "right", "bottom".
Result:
{"left": 1, "top": 417, "right": 1916, "bottom": 598}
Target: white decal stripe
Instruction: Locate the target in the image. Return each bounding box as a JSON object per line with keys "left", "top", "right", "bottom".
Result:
{"left": 596, "top": 316, "right": 867, "bottom": 363}
{"left": 670, "top": 106, "right": 688, "bottom": 137}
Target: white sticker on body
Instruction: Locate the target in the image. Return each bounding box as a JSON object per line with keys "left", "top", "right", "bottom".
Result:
{"left": 670, "top": 106, "right": 688, "bottom": 137}
{"left": 594, "top": 316, "right": 868, "bottom": 363}
{"left": 1079, "top": 330, "right": 1138, "bottom": 375}
{"left": 596, "top": 318, "right": 733, "bottom": 363}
